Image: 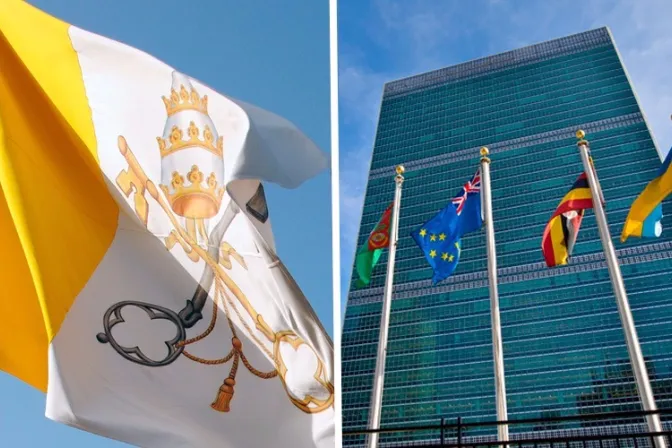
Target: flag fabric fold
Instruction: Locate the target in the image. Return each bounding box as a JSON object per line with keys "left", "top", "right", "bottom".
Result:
{"left": 542, "top": 172, "right": 594, "bottom": 267}
{"left": 0, "top": 1, "right": 333, "bottom": 447}
{"left": 411, "top": 168, "right": 483, "bottom": 284}
{"left": 621, "top": 148, "right": 672, "bottom": 242}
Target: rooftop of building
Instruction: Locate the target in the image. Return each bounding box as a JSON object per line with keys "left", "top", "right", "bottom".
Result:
{"left": 383, "top": 27, "right": 613, "bottom": 98}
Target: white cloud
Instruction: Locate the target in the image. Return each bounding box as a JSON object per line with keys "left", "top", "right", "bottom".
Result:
{"left": 595, "top": 0, "right": 672, "bottom": 155}
{"left": 370, "top": 0, "right": 467, "bottom": 72}
{"left": 338, "top": 0, "right": 672, "bottom": 307}
{"left": 337, "top": 62, "right": 387, "bottom": 300}
{"left": 338, "top": 62, "right": 386, "bottom": 128}
{"left": 339, "top": 141, "right": 371, "bottom": 267}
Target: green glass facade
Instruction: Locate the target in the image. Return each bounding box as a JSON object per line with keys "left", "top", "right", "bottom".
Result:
{"left": 342, "top": 28, "right": 672, "bottom": 445}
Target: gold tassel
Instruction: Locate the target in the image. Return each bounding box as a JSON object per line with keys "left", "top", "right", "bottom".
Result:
{"left": 211, "top": 377, "right": 235, "bottom": 412}
{"left": 210, "top": 338, "right": 242, "bottom": 412}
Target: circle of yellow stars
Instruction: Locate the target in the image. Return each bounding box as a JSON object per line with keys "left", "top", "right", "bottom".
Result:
{"left": 419, "top": 228, "right": 459, "bottom": 262}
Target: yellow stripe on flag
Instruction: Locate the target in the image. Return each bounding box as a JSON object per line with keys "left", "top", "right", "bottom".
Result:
{"left": 0, "top": 0, "right": 118, "bottom": 390}
{"left": 621, "top": 169, "right": 672, "bottom": 242}
{"left": 561, "top": 187, "right": 592, "bottom": 204}
{"left": 549, "top": 216, "right": 569, "bottom": 265}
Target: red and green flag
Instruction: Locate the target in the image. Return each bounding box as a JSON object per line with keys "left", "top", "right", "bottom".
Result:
{"left": 355, "top": 203, "right": 393, "bottom": 287}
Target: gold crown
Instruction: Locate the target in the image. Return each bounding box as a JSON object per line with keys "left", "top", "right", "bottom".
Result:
{"left": 157, "top": 121, "right": 223, "bottom": 158}
{"left": 162, "top": 84, "right": 208, "bottom": 116}
{"left": 160, "top": 165, "right": 225, "bottom": 219}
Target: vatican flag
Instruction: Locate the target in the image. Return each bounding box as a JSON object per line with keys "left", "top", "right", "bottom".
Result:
{"left": 0, "top": 1, "right": 334, "bottom": 447}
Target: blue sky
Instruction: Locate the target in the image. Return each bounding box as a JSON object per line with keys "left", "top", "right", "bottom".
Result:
{"left": 0, "top": 0, "right": 331, "bottom": 446}
{"left": 338, "top": 0, "right": 672, "bottom": 319}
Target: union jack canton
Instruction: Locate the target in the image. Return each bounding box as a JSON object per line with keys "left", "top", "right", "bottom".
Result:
{"left": 452, "top": 168, "right": 481, "bottom": 215}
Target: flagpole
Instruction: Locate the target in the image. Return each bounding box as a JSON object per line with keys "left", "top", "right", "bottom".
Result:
{"left": 367, "top": 165, "right": 405, "bottom": 448}
{"left": 576, "top": 130, "right": 665, "bottom": 448}
{"left": 480, "top": 147, "right": 509, "bottom": 444}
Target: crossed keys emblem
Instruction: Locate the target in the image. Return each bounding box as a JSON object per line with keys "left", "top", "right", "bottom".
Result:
{"left": 95, "top": 132, "right": 333, "bottom": 414}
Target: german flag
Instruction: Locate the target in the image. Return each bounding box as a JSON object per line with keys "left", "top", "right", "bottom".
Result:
{"left": 542, "top": 172, "right": 594, "bottom": 267}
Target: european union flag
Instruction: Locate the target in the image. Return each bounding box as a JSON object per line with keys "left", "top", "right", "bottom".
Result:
{"left": 411, "top": 168, "right": 483, "bottom": 284}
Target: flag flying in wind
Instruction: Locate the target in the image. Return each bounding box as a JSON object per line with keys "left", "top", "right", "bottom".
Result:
{"left": 0, "top": 2, "right": 333, "bottom": 447}
{"left": 355, "top": 203, "right": 393, "bottom": 286}
{"left": 542, "top": 172, "right": 594, "bottom": 267}
{"left": 621, "top": 147, "right": 672, "bottom": 242}
{"left": 411, "top": 168, "right": 483, "bottom": 284}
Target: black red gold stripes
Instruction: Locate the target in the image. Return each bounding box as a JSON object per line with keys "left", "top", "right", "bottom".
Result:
{"left": 542, "top": 173, "right": 594, "bottom": 267}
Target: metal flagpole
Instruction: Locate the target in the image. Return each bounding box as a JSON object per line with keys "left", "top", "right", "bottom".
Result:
{"left": 480, "top": 147, "right": 509, "bottom": 444}
{"left": 367, "top": 165, "right": 405, "bottom": 448}
{"left": 576, "top": 130, "right": 666, "bottom": 448}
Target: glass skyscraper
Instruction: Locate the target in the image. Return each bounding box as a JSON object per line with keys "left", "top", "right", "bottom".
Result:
{"left": 342, "top": 27, "right": 672, "bottom": 445}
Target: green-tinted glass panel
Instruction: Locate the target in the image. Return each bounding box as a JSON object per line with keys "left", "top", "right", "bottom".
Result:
{"left": 342, "top": 28, "right": 672, "bottom": 446}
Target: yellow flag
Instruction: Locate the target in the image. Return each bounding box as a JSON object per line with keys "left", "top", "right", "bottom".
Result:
{"left": 621, "top": 148, "right": 672, "bottom": 242}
